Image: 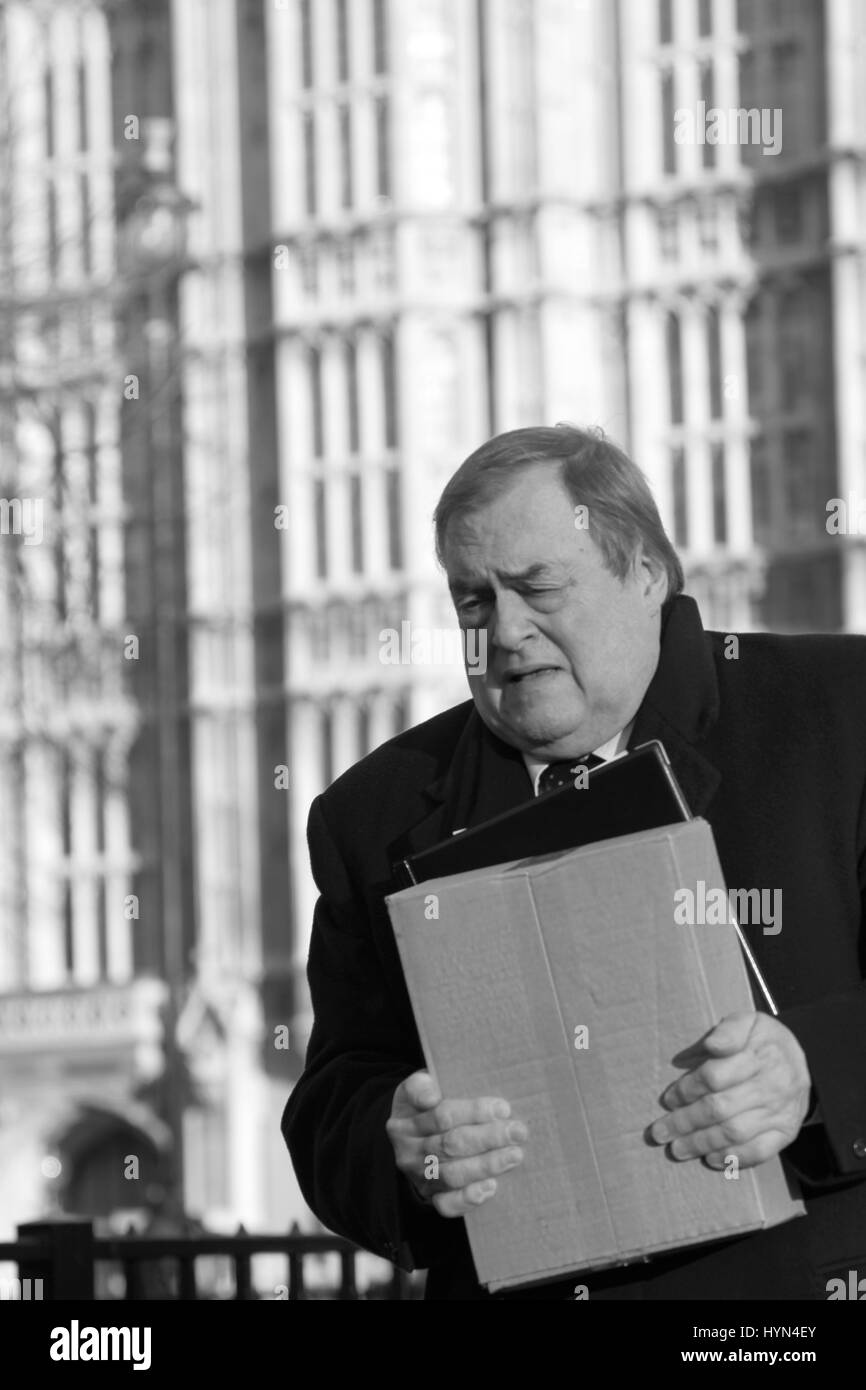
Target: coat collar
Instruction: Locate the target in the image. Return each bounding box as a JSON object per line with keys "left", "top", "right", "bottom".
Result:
{"left": 395, "top": 594, "right": 722, "bottom": 870}
{"left": 628, "top": 595, "right": 721, "bottom": 815}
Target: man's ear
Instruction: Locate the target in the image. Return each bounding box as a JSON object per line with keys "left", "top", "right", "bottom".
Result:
{"left": 636, "top": 549, "right": 669, "bottom": 614}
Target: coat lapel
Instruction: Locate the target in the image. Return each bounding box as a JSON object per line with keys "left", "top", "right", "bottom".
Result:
{"left": 393, "top": 705, "right": 534, "bottom": 871}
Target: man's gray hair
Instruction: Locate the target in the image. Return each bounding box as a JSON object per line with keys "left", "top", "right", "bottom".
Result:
{"left": 433, "top": 424, "right": 685, "bottom": 601}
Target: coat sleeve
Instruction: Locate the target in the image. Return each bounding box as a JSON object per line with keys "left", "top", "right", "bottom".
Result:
{"left": 781, "top": 987, "right": 866, "bottom": 1183}
{"left": 281, "top": 794, "right": 465, "bottom": 1271}
{"left": 780, "top": 850, "right": 866, "bottom": 1186}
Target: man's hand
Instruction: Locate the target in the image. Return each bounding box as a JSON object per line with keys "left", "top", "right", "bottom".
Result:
{"left": 387, "top": 1070, "right": 527, "bottom": 1217}
{"left": 648, "top": 1011, "right": 811, "bottom": 1170}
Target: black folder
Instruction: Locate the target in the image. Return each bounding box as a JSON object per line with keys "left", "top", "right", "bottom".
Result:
{"left": 393, "top": 738, "right": 777, "bottom": 1014}
{"left": 394, "top": 740, "right": 690, "bottom": 889}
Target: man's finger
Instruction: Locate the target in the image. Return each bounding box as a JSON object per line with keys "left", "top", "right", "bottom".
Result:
{"left": 411, "top": 1095, "right": 511, "bottom": 1136}
{"left": 435, "top": 1146, "right": 524, "bottom": 1192}
{"left": 661, "top": 1107, "right": 769, "bottom": 1161}
{"left": 660, "top": 1050, "right": 760, "bottom": 1111}
{"left": 652, "top": 1081, "right": 767, "bottom": 1144}
{"left": 702, "top": 1012, "right": 757, "bottom": 1057}
{"left": 433, "top": 1178, "right": 498, "bottom": 1218}
{"left": 704, "top": 1131, "right": 792, "bottom": 1171}
{"left": 432, "top": 1117, "right": 527, "bottom": 1161}
{"left": 671, "top": 1013, "right": 756, "bottom": 1072}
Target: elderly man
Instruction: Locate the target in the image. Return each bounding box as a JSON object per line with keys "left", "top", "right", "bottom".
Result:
{"left": 282, "top": 425, "right": 866, "bottom": 1300}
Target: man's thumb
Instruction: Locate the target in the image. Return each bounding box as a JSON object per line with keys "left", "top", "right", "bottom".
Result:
{"left": 401, "top": 1069, "right": 441, "bottom": 1111}
{"left": 704, "top": 1011, "right": 755, "bottom": 1056}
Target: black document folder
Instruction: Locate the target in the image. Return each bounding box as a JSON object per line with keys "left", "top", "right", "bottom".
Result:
{"left": 394, "top": 740, "right": 690, "bottom": 889}
{"left": 393, "top": 738, "right": 777, "bottom": 1013}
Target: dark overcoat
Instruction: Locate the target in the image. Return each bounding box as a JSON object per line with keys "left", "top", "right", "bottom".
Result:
{"left": 283, "top": 596, "right": 866, "bottom": 1299}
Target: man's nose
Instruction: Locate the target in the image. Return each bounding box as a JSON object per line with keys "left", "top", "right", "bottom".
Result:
{"left": 489, "top": 591, "right": 536, "bottom": 651}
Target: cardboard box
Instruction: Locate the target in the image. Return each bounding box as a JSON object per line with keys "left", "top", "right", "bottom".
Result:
{"left": 386, "top": 818, "right": 804, "bottom": 1292}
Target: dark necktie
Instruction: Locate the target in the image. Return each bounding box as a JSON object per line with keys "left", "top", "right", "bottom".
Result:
{"left": 537, "top": 754, "right": 604, "bottom": 796}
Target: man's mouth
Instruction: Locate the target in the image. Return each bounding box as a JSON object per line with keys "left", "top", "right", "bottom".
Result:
{"left": 505, "top": 666, "right": 560, "bottom": 684}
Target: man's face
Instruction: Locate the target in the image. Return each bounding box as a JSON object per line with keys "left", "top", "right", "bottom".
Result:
{"left": 443, "top": 465, "right": 669, "bottom": 760}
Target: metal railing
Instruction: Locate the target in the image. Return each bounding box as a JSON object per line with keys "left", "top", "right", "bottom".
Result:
{"left": 0, "top": 1217, "right": 420, "bottom": 1300}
